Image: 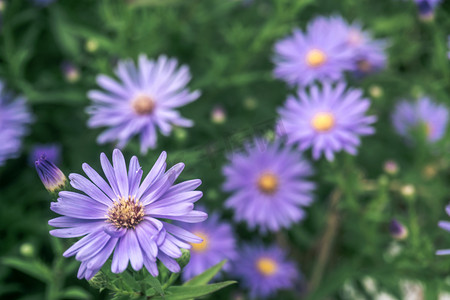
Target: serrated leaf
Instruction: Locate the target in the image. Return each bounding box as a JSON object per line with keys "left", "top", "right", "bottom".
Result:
{"left": 183, "top": 260, "right": 227, "bottom": 286}
{"left": 153, "top": 281, "right": 236, "bottom": 300}
{"left": 144, "top": 275, "right": 164, "bottom": 296}
{"left": 2, "top": 257, "right": 52, "bottom": 283}
{"left": 61, "top": 287, "right": 91, "bottom": 299}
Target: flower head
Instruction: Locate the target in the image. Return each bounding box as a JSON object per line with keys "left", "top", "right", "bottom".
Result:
{"left": 389, "top": 219, "right": 408, "bottom": 240}
{"left": 233, "top": 244, "right": 300, "bottom": 298}
{"left": 273, "top": 16, "right": 355, "bottom": 86}
{"left": 223, "top": 138, "right": 315, "bottom": 232}
{"left": 0, "top": 81, "right": 33, "bottom": 166}
{"left": 30, "top": 144, "right": 61, "bottom": 165}
{"left": 278, "top": 81, "right": 376, "bottom": 161}
{"left": 35, "top": 155, "right": 67, "bottom": 192}
{"left": 415, "top": 0, "right": 441, "bottom": 20}
{"left": 437, "top": 205, "right": 450, "bottom": 255}
{"left": 179, "top": 210, "right": 237, "bottom": 281}
{"left": 87, "top": 55, "right": 200, "bottom": 154}
{"left": 48, "top": 149, "right": 207, "bottom": 280}
{"left": 392, "top": 98, "right": 448, "bottom": 143}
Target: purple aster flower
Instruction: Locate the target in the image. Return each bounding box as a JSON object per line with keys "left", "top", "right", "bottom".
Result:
{"left": 0, "top": 81, "right": 33, "bottom": 166}
{"left": 277, "top": 81, "right": 376, "bottom": 161}
{"left": 332, "top": 17, "right": 388, "bottom": 75}
{"left": 233, "top": 244, "right": 300, "bottom": 299}
{"left": 35, "top": 155, "right": 67, "bottom": 192}
{"left": 48, "top": 149, "right": 207, "bottom": 280}
{"left": 179, "top": 209, "right": 237, "bottom": 281}
{"left": 415, "top": 0, "right": 441, "bottom": 20}
{"left": 30, "top": 144, "right": 61, "bottom": 165}
{"left": 87, "top": 55, "right": 200, "bottom": 154}
{"left": 223, "top": 138, "right": 315, "bottom": 232}
{"left": 437, "top": 205, "right": 450, "bottom": 255}
{"left": 273, "top": 16, "right": 354, "bottom": 86}
{"left": 392, "top": 97, "right": 448, "bottom": 143}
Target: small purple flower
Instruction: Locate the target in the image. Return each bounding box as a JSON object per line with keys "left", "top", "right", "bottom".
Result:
{"left": 30, "top": 144, "right": 61, "bottom": 165}
{"left": 180, "top": 210, "right": 237, "bottom": 281}
{"left": 278, "top": 81, "right": 376, "bottom": 161}
{"left": 35, "top": 156, "right": 67, "bottom": 192}
{"left": 415, "top": 0, "right": 441, "bottom": 20}
{"left": 223, "top": 138, "right": 314, "bottom": 232}
{"left": 336, "top": 19, "right": 388, "bottom": 75}
{"left": 87, "top": 55, "right": 200, "bottom": 154}
{"left": 389, "top": 219, "right": 408, "bottom": 240}
{"left": 437, "top": 205, "right": 450, "bottom": 255}
{"left": 392, "top": 97, "right": 448, "bottom": 143}
{"left": 49, "top": 149, "right": 207, "bottom": 280}
{"left": 0, "top": 81, "right": 33, "bottom": 166}
{"left": 273, "top": 16, "right": 355, "bottom": 86}
{"left": 233, "top": 244, "right": 300, "bottom": 299}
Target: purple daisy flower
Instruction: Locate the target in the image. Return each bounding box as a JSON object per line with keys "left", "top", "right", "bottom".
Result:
{"left": 273, "top": 16, "right": 354, "bottom": 86}
{"left": 30, "top": 144, "right": 61, "bottom": 165}
{"left": 223, "top": 138, "right": 314, "bottom": 232}
{"left": 87, "top": 55, "right": 200, "bottom": 154}
{"left": 179, "top": 209, "right": 237, "bottom": 281}
{"left": 437, "top": 205, "right": 450, "bottom": 255}
{"left": 49, "top": 149, "right": 207, "bottom": 280}
{"left": 277, "top": 81, "right": 376, "bottom": 161}
{"left": 0, "top": 81, "right": 33, "bottom": 166}
{"left": 332, "top": 17, "right": 388, "bottom": 75}
{"left": 415, "top": 0, "right": 441, "bottom": 20}
{"left": 233, "top": 244, "right": 300, "bottom": 299}
{"left": 392, "top": 97, "right": 448, "bottom": 143}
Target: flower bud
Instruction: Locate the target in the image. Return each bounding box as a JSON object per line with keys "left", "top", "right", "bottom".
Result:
{"left": 400, "top": 184, "right": 415, "bottom": 198}
{"left": 176, "top": 248, "right": 191, "bottom": 270}
{"left": 19, "top": 243, "right": 34, "bottom": 257}
{"left": 389, "top": 219, "right": 408, "bottom": 240}
{"left": 61, "top": 61, "right": 80, "bottom": 83}
{"left": 85, "top": 39, "right": 99, "bottom": 53}
{"left": 211, "top": 105, "right": 226, "bottom": 124}
{"left": 384, "top": 160, "right": 399, "bottom": 175}
{"left": 35, "top": 155, "right": 67, "bottom": 194}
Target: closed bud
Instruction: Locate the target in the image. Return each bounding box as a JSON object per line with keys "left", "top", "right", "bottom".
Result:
{"left": 389, "top": 219, "right": 408, "bottom": 240}
{"left": 211, "top": 105, "right": 226, "bottom": 124}
{"left": 384, "top": 160, "right": 399, "bottom": 175}
{"left": 35, "top": 155, "right": 67, "bottom": 194}
{"left": 88, "top": 271, "right": 108, "bottom": 291}
{"left": 19, "top": 243, "right": 34, "bottom": 257}
{"left": 61, "top": 61, "right": 80, "bottom": 83}
{"left": 176, "top": 248, "right": 191, "bottom": 270}
{"left": 85, "top": 39, "right": 99, "bottom": 53}
{"left": 400, "top": 184, "right": 415, "bottom": 198}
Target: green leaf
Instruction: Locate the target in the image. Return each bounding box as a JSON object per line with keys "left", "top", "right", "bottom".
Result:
{"left": 183, "top": 260, "right": 227, "bottom": 286}
{"left": 61, "top": 287, "right": 91, "bottom": 299}
{"left": 119, "top": 270, "right": 141, "bottom": 292}
{"left": 154, "top": 281, "right": 236, "bottom": 300}
{"left": 1, "top": 257, "right": 52, "bottom": 283}
{"left": 144, "top": 275, "right": 164, "bottom": 296}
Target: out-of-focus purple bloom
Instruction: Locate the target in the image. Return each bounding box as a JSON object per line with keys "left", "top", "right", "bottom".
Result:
{"left": 278, "top": 81, "right": 376, "bottom": 161}
{"left": 329, "top": 16, "right": 388, "bottom": 76}
{"left": 389, "top": 219, "right": 408, "bottom": 240}
{"left": 273, "top": 16, "right": 354, "bottom": 86}
{"left": 392, "top": 97, "right": 448, "bottom": 143}
{"left": 48, "top": 149, "right": 207, "bottom": 280}
{"left": 415, "top": 0, "right": 441, "bottom": 20}
{"left": 35, "top": 156, "right": 66, "bottom": 192}
{"left": 437, "top": 205, "right": 450, "bottom": 255}
{"left": 233, "top": 244, "right": 300, "bottom": 299}
{"left": 61, "top": 62, "right": 80, "bottom": 83}
{"left": 223, "top": 138, "right": 315, "bottom": 232}
{"left": 30, "top": 144, "right": 61, "bottom": 165}
{"left": 180, "top": 210, "right": 237, "bottom": 281}
{"left": 87, "top": 55, "right": 200, "bottom": 154}
{"left": 0, "top": 81, "right": 33, "bottom": 166}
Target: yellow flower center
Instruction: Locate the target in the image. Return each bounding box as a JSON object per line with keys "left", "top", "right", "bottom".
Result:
{"left": 256, "top": 257, "right": 277, "bottom": 276}
{"left": 357, "top": 60, "right": 372, "bottom": 73}
{"left": 311, "top": 112, "right": 335, "bottom": 132}
{"left": 132, "top": 94, "right": 155, "bottom": 115}
{"left": 305, "top": 49, "right": 327, "bottom": 67}
{"left": 107, "top": 196, "right": 144, "bottom": 229}
{"left": 257, "top": 173, "right": 278, "bottom": 194}
{"left": 191, "top": 232, "right": 208, "bottom": 252}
